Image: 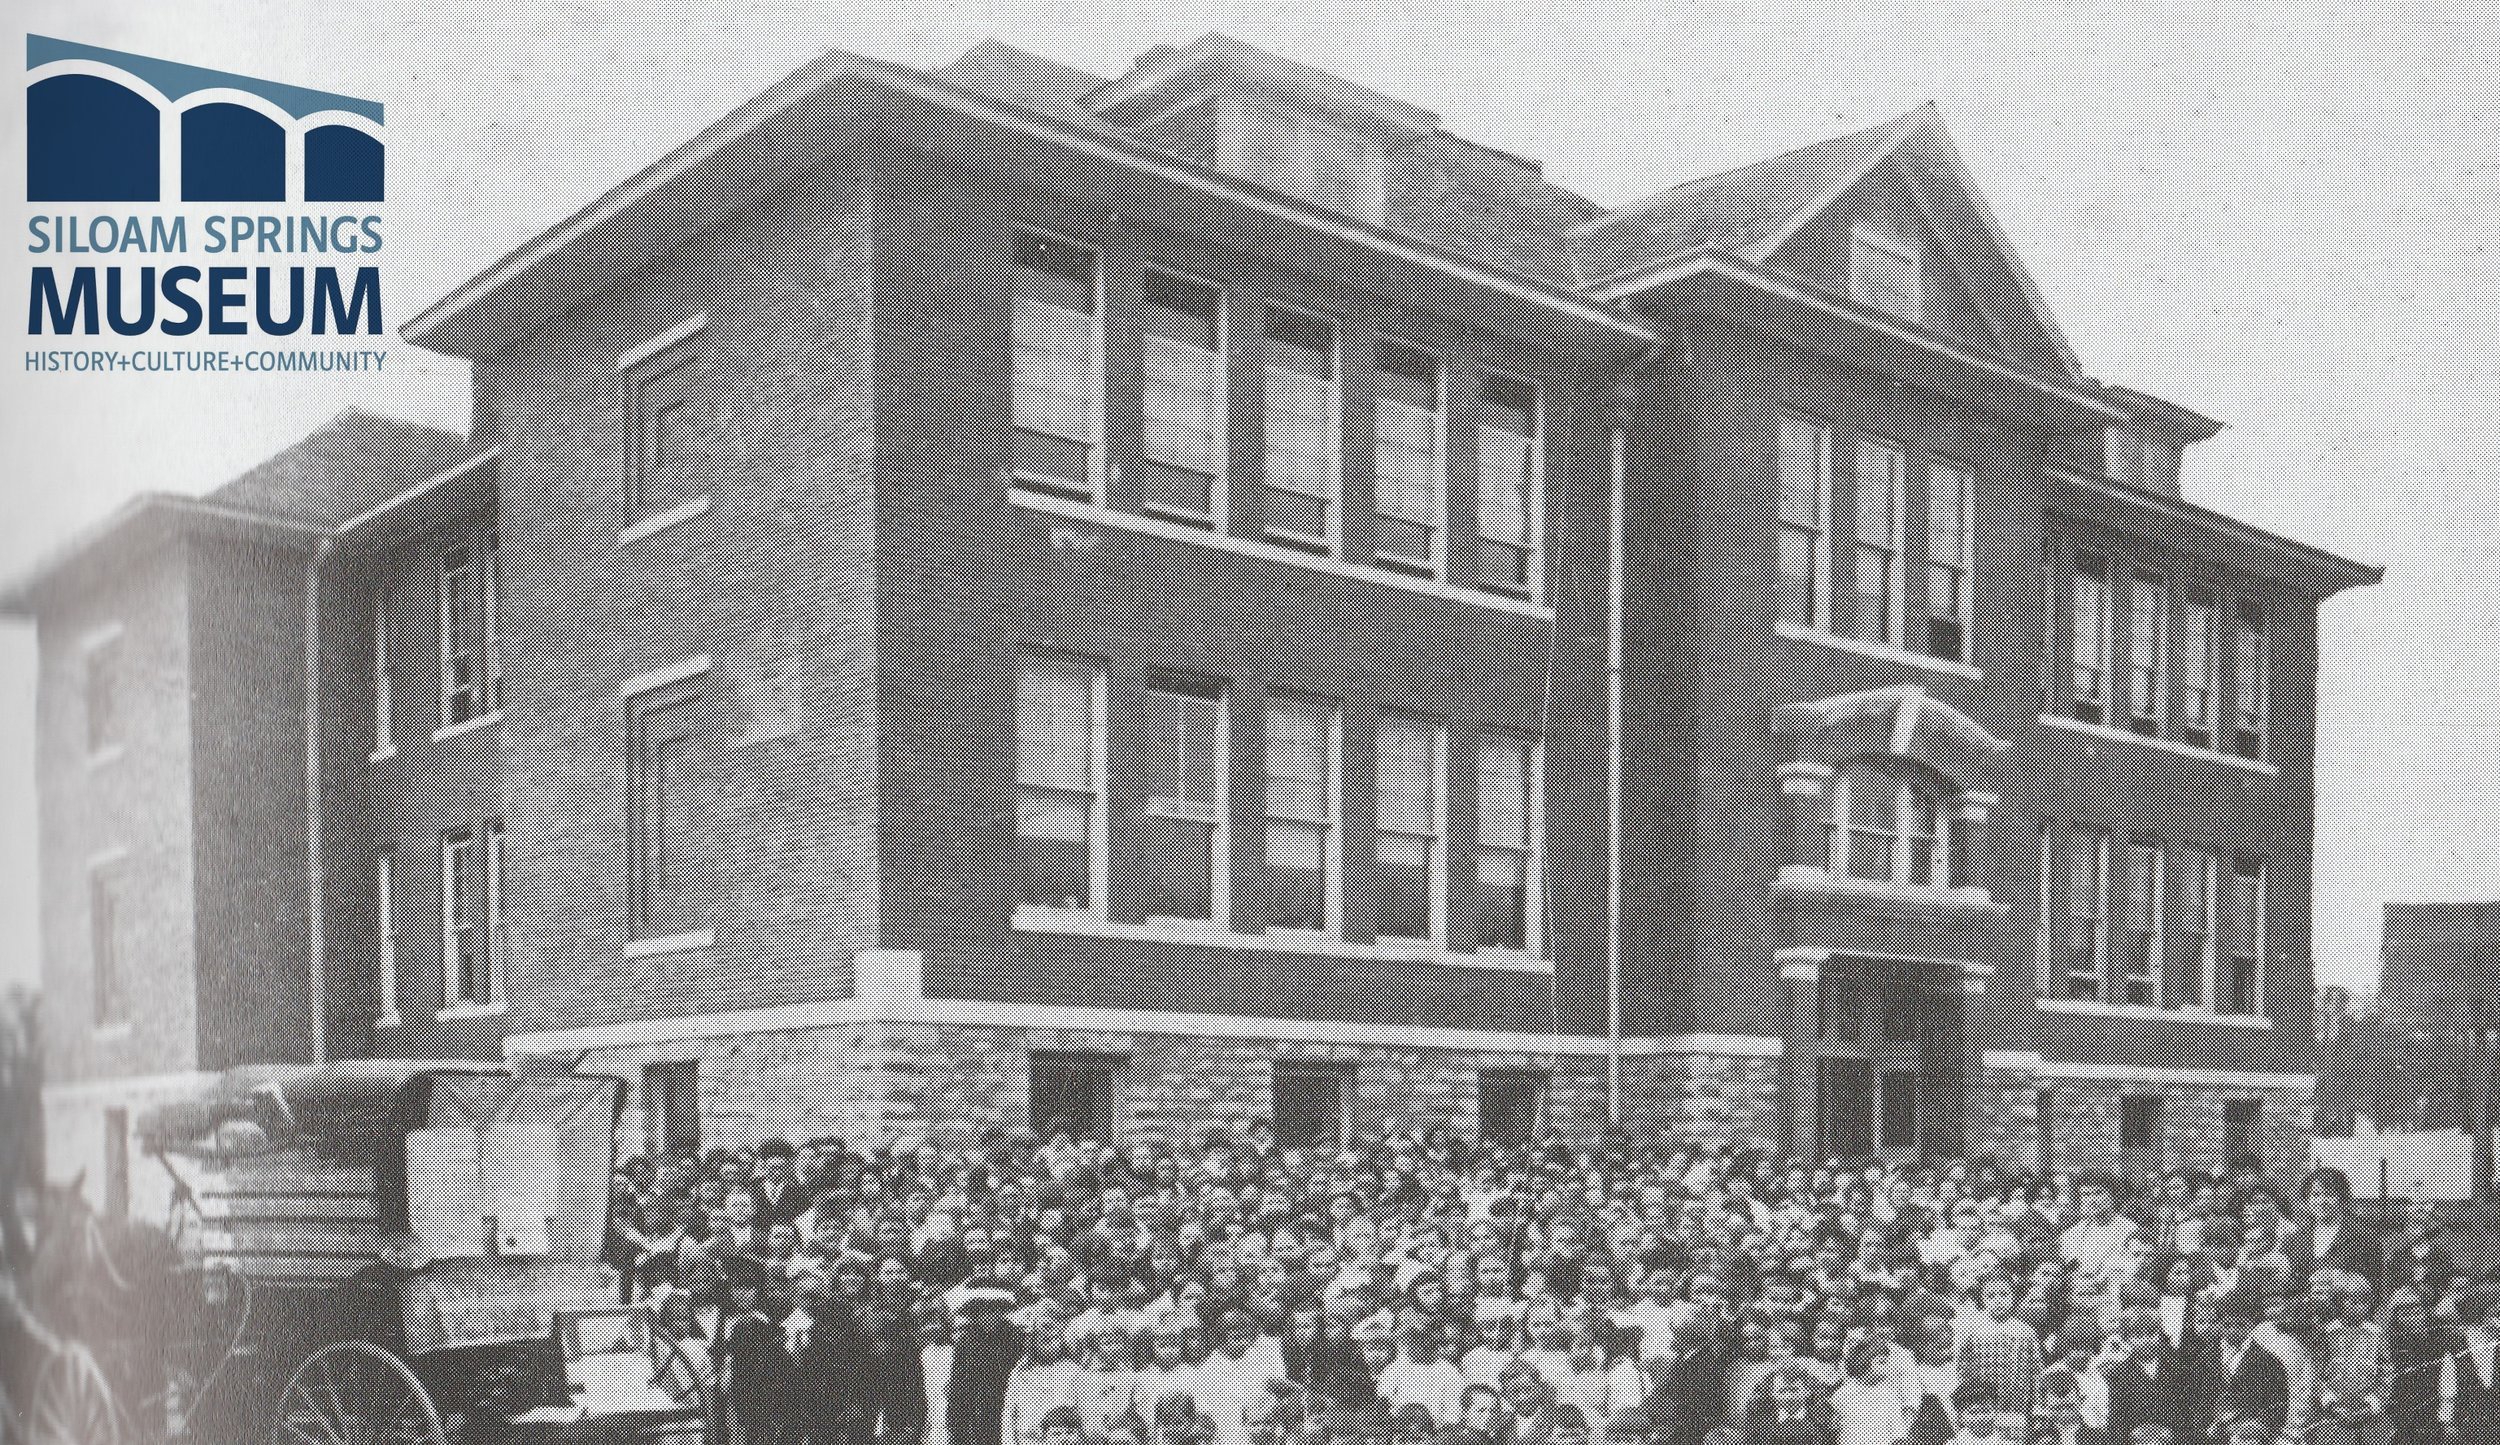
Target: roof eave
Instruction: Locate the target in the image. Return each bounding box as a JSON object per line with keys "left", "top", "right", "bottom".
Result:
{"left": 2049, "top": 468, "right": 2383, "bottom": 597}
{"left": 0, "top": 494, "right": 328, "bottom": 617}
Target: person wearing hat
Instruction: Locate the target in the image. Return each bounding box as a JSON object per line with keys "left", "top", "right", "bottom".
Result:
{"left": 948, "top": 1281, "right": 1027, "bottom": 1445}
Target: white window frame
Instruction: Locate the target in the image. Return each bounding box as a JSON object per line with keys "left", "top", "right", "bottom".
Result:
{"left": 2036, "top": 822, "right": 2056, "bottom": 996}
{"left": 2180, "top": 584, "right": 2221, "bottom": 750}
{"left": 2064, "top": 828, "right": 2109, "bottom": 1002}
{"left": 1371, "top": 339, "right": 1446, "bottom": 580}
{"left": 1260, "top": 303, "right": 1343, "bottom": 555}
{"left": 1778, "top": 414, "right": 1834, "bottom": 632}
{"left": 1475, "top": 731, "right": 1543, "bottom": 957}
{"left": 2122, "top": 841, "right": 2164, "bottom": 1007}
{"left": 2233, "top": 599, "right": 2269, "bottom": 762}
{"left": 1015, "top": 653, "right": 1109, "bottom": 922}
{"left": 441, "top": 829, "right": 475, "bottom": 1009}
{"left": 1826, "top": 763, "right": 1952, "bottom": 890}
{"left": 2070, "top": 551, "right": 2115, "bottom": 724}
{"left": 1374, "top": 713, "right": 1446, "bottom": 946}
{"left": 1852, "top": 438, "right": 1907, "bottom": 647}
{"left": 484, "top": 531, "right": 504, "bottom": 715}
{"left": 484, "top": 820, "right": 507, "bottom": 1006}
{"left": 371, "top": 588, "right": 394, "bottom": 757}
{"left": 2179, "top": 847, "right": 2217, "bottom": 1010}
{"left": 1849, "top": 220, "right": 1924, "bottom": 324}
{"left": 1142, "top": 677, "right": 1230, "bottom": 929}
{"left": 1138, "top": 266, "right": 1228, "bottom": 529}
{"left": 1475, "top": 371, "right": 1544, "bottom": 601}
{"left": 1926, "top": 461, "right": 1974, "bottom": 662}
{"left": 1263, "top": 694, "right": 1342, "bottom": 938}
{"left": 439, "top": 540, "right": 482, "bottom": 728}
{"left": 1010, "top": 229, "right": 1106, "bottom": 505}
{"left": 2127, "top": 567, "right": 2169, "bottom": 737}
{"left": 376, "top": 850, "right": 399, "bottom": 1026}
{"left": 2227, "top": 856, "right": 2266, "bottom": 1016}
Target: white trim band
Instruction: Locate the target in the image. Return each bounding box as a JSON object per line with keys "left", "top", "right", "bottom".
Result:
{"left": 1982, "top": 1050, "right": 2311, "bottom": 1090}
{"left": 618, "top": 313, "right": 708, "bottom": 371}
{"left": 2037, "top": 998, "right": 2273, "bottom": 1030}
{"left": 1013, "top": 911, "right": 1553, "bottom": 975}
{"left": 431, "top": 710, "right": 503, "bottom": 743}
{"left": 1775, "top": 621, "right": 1985, "bottom": 681}
{"left": 624, "top": 929, "right": 717, "bottom": 960}
{"left": 2037, "top": 714, "right": 2280, "bottom": 777}
{"left": 622, "top": 655, "right": 713, "bottom": 698}
{"left": 619, "top": 494, "right": 712, "bottom": 545}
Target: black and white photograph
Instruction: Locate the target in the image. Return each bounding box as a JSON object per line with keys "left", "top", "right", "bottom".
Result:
{"left": 0, "top": 4, "right": 2493, "bottom": 1444}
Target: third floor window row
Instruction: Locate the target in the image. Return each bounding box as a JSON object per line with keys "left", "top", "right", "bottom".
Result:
{"left": 2051, "top": 539, "right": 2270, "bottom": 761}
{"left": 1779, "top": 414, "right": 1974, "bottom": 664}
{"left": 1010, "top": 231, "right": 1544, "bottom": 599}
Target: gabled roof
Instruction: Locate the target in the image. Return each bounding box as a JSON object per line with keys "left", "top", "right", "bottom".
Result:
{"left": 204, "top": 408, "right": 470, "bottom": 526}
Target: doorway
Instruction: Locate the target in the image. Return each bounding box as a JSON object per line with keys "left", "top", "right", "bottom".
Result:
{"left": 1816, "top": 957, "right": 1964, "bottom": 1159}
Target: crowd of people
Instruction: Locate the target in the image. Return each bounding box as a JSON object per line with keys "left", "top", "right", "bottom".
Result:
{"left": 601, "top": 1121, "right": 2500, "bottom": 1445}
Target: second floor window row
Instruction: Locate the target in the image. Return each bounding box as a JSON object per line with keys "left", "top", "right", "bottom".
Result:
{"left": 2037, "top": 821, "right": 2265, "bottom": 1016}
{"left": 1776, "top": 415, "right": 1973, "bottom": 665}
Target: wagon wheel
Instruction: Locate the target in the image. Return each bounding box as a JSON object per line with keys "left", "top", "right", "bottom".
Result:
{"left": 30, "top": 1342, "right": 122, "bottom": 1445}
{"left": 271, "top": 1342, "right": 447, "bottom": 1445}
{"left": 647, "top": 1331, "right": 718, "bottom": 1444}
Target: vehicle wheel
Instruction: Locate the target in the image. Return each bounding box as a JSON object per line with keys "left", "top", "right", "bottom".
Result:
{"left": 31, "top": 1343, "right": 121, "bottom": 1445}
{"left": 648, "top": 1332, "right": 718, "bottom": 1445}
{"left": 271, "top": 1341, "right": 448, "bottom": 1445}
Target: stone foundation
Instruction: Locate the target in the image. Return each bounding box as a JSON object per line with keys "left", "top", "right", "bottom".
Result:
{"left": 1972, "top": 1065, "right": 2314, "bottom": 1180}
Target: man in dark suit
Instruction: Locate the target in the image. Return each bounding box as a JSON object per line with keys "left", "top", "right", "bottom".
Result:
{"left": 2196, "top": 1294, "right": 2289, "bottom": 1441}
{"left": 2288, "top": 1167, "right": 2383, "bottom": 1293}
{"left": 752, "top": 1139, "right": 809, "bottom": 1228}
{"left": 2104, "top": 1309, "right": 2188, "bottom": 1445}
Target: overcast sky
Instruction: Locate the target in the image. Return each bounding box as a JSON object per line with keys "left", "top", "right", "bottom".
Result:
{"left": 2, "top": 0, "right": 2492, "bottom": 998}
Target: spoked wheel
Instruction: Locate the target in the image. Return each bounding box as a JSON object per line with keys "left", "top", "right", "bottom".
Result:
{"left": 271, "top": 1342, "right": 447, "bottom": 1445}
{"left": 31, "top": 1343, "right": 122, "bottom": 1445}
{"left": 648, "top": 1331, "right": 719, "bottom": 1445}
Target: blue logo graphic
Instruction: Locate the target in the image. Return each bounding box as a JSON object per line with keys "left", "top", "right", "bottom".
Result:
{"left": 26, "top": 35, "right": 383, "bottom": 203}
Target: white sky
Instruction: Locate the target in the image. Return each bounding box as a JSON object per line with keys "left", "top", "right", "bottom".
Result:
{"left": 1, "top": 0, "right": 2493, "bottom": 997}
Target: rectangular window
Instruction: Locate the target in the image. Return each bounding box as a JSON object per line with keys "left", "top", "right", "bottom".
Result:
{"left": 2070, "top": 552, "right": 2114, "bottom": 724}
{"left": 644, "top": 1060, "right": 699, "bottom": 1158}
{"left": 2223, "top": 1099, "right": 2261, "bottom": 1163}
{"left": 2121, "top": 1094, "right": 2162, "bottom": 1155}
{"left": 89, "top": 868, "right": 122, "bottom": 1027}
{"left": 1262, "top": 306, "right": 1340, "bottom": 551}
{"left": 482, "top": 820, "right": 506, "bottom": 1006}
{"left": 2224, "top": 856, "right": 2264, "bottom": 1014}
{"left": 439, "top": 538, "right": 496, "bottom": 727}
{"left": 484, "top": 533, "right": 503, "bottom": 715}
{"left": 2035, "top": 822, "right": 2055, "bottom": 996}
{"left": 1476, "top": 732, "right": 1538, "bottom": 953}
{"left": 1272, "top": 1063, "right": 1351, "bottom": 1150}
{"left": 2174, "top": 848, "right": 2215, "bottom": 1009}
{"left": 1374, "top": 713, "right": 1443, "bottom": 943}
{"left": 1264, "top": 694, "right": 1338, "bottom": 934}
{"left": 1479, "top": 1070, "right": 1548, "bottom": 1147}
{"left": 1031, "top": 1052, "right": 1121, "bottom": 1144}
{"left": 2180, "top": 585, "right": 2220, "bottom": 749}
{"left": 2233, "top": 600, "right": 2269, "bottom": 761}
{"left": 1852, "top": 439, "right": 1906, "bottom": 646}
{"left": 1926, "top": 461, "right": 1974, "bottom": 661}
{"left": 627, "top": 336, "right": 705, "bottom": 522}
{"left": 1017, "top": 654, "right": 1105, "bottom": 916}
{"left": 376, "top": 851, "right": 398, "bottom": 1023}
{"left": 1143, "top": 676, "right": 1227, "bottom": 924}
{"left": 629, "top": 687, "right": 706, "bottom": 940}
{"left": 1140, "top": 269, "right": 1225, "bottom": 525}
{"left": 1849, "top": 222, "right": 1923, "bottom": 322}
{"left": 1879, "top": 1068, "right": 1921, "bottom": 1150}
{"left": 1778, "top": 415, "right": 1833, "bottom": 631}
{"left": 1476, "top": 374, "right": 1541, "bottom": 596}
{"left": 1372, "top": 341, "right": 1443, "bottom": 576}
{"left": 1011, "top": 232, "right": 1102, "bottom": 501}
{"left": 2128, "top": 568, "right": 2168, "bottom": 736}
{"left": 441, "top": 829, "right": 477, "bottom": 1007}
{"left": 2122, "top": 841, "right": 2162, "bottom": 1006}
{"left": 2063, "top": 828, "right": 2107, "bottom": 1001}
{"left": 372, "top": 589, "right": 393, "bottom": 754}
{"left": 85, "top": 633, "right": 122, "bottom": 756}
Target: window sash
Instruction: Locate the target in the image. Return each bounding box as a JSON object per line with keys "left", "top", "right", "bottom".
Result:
{"left": 441, "top": 542, "right": 478, "bottom": 726}
{"left": 2174, "top": 849, "right": 2215, "bottom": 1009}
{"left": 1477, "top": 734, "right": 1538, "bottom": 953}
{"left": 2070, "top": 555, "right": 2113, "bottom": 721}
{"left": 1826, "top": 768, "right": 1949, "bottom": 888}
{"left": 2064, "top": 831, "right": 2108, "bottom": 1000}
{"left": 1850, "top": 224, "right": 1923, "bottom": 322}
{"left": 631, "top": 693, "right": 704, "bottom": 939}
{"left": 1926, "top": 463, "right": 1973, "bottom": 660}
{"left": 1265, "top": 697, "right": 1337, "bottom": 933}
{"left": 372, "top": 590, "right": 392, "bottom": 752}
{"left": 2234, "top": 603, "right": 2269, "bottom": 758}
{"left": 1376, "top": 717, "right": 1442, "bottom": 942}
{"left": 1144, "top": 683, "right": 1227, "bottom": 924}
{"left": 1263, "top": 358, "right": 1339, "bottom": 547}
{"left": 1853, "top": 440, "right": 1905, "bottom": 645}
{"left": 2128, "top": 571, "right": 2168, "bottom": 732}
{"left": 2225, "top": 859, "right": 2264, "bottom": 1014}
{"left": 1017, "top": 655, "right": 1105, "bottom": 915}
{"left": 1779, "top": 417, "right": 1832, "bottom": 630}
{"left": 2181, "top": 590, "right": 2220, "bottom": 743}
{"left": 442, "top": 832, "right": 476, "bottom": 1007}
{"left": 1142, "top": 332, "right": 1225, "bottom": 519}
{"left": 483, "top": 822, "right": 506, "bottom": 1006}
{"left": 2123, "top": 843, "right": 2162, "bottom": 1006}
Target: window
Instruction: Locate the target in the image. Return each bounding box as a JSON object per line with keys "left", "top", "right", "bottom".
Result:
{"left": 1849, "top": 222, "right": 1923, "bottom": 323}
{"left": 2121, "top": 1094, "right": 2162, "bottom": 1156}
{"left": 1879, "top": 1069, "right": 1921, "bottom": 1150}
{"left": 1031, "top": 1053, "right": 1121, "bottom": 1143}
{"left": 1778, "top": 415, "right": 1832, "bottom": 631}
{"left": 1017, "top": 654, "right": 1105, "bottom": 916}
{"left": 1140, "top": 270, "right": 1224, "bottom": 525}
{"left": 1479, "top": 1070, "right": 1547, "bottom": 1146}
{"left": 89, "top": 868, "right": 122, "bottom": 1027}
{"left": 2233, "top": 600, "right": 2269, "bottom": 761}
{"left": 441, "top": 829, "right": 478, "bottom": 1007}
{"left": 1272, "top": 1064, "right": 1351, "bottom": 1150}
{"left": 439, "top": 533, "right": 502, "bottom": 727}
{"left": 1477, "top": 374, "right": 1541, "bottom": 595}
{"left": 2069, "top": 552, "right": 2114, "bottom": 724}
{"left": 103, "top": 1110, "right": 129, "bottom": 1221}
{"left": 376, "top": 851, "right": 398, "bottom": 1024}
{"left": 2174, "top": 849, "right": 2215, "bottom": 1009}
{"left": 1926, "top": 462, "right": 1973, "bottom": 661}
{"left": 2224, "top": 857, "right": 2264, "bottom": 1015}
{"left": 1262, "top": 306, "right": 1340, "bottom": 551}
{"left": 1852, "top": 439, "right": 1906, "bottom": 646}
{"left": 2180, "top": 585, "right": 2220, "bottom": 749}
{"left": 1264, "top": 694, "right": 1338, "bottom": 934}
{"left": 483, "top": 821, "right": 506, "bottom": 1004}
{"left": 2223, "top": 1099, "right": 2261, "bottom": 1163}
{"left": 84, "top": 633, "right": 121, "bottom": 756}
{"left": 1143, "top": 676, "right": 1227, "bottom": 924}
{"left": 2128, "top": 569, "right": 2168, "bottom": 737}
{"left": 2063, "top": 828, "right": 2108, "bottom": 1000}
{"left": 372, "top": 588, "right": 393, "bottom": 754}
{"left": 627, "top": 335, "right": 706, "bottom": 522}
{"left": 1476, "top": 732, "right": 1539, "bottom": 953}
{"left": 1819, "top": 959, "right": 1866, "bottom": 1045}
{"left": 1236, "top": 106, "right": 1384, "bottom": 223}
{"left": 1824, "top": 761, "right": 1952, "bottom": 888}
{"left": 2122, "top": 842, "right": 2162, "bottom": 1006}
{"left": 1372, "top": 342, "right": 1443, "bottom": 577}
{"left": 630, "top": 686, "right": 706, "bottom": 940}
{"left": 1011, "top": 232, "right": 1102, "bottom": 501}
{"left": 644, "top": 1060, "right": 699, "bottom": 1157}
{"left": 1375, "top": 714, "right": 1444, "bottom": 943}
